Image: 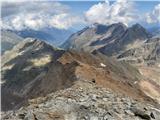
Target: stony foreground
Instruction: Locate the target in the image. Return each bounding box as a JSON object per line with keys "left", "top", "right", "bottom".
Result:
{"left": 2, "top": 80, "right": 160, "bottom": 120}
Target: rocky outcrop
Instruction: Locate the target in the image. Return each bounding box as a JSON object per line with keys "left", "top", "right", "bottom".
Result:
{"left": 2, "top": 80, "right": 160, "bottom": 120}
{"left": 117, "top": 37, "right": 160, "bottom": 66}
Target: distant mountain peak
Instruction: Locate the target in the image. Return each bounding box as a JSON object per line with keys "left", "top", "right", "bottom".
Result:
{"left": 112, "top": 22, "right": 127, "bottom": 27}
{"left": 131, "top": 23, "right": 146, "bottom": 30}
{"left": 128, "top": 23, "right": 151, "bottom": 39}
{"left": 132, "top": 23, "right": 142, "bottom": 27}
{"left": 1, "top": 30, "right": 23, "bottom": 54}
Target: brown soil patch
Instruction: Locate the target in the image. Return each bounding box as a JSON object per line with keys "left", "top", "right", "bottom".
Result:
{"left": 139, "top": 80, "right": 160, "bottom": 103}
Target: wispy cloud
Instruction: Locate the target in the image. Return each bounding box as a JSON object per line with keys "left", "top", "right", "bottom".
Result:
{"left": 1, "top": 1, "right": 83, "bottom": 30}
{"left": 145, "top": 4, "right": 160, "bottom": 24}
{"left": 85, "top": 0, "right": 139, "bottom": 26}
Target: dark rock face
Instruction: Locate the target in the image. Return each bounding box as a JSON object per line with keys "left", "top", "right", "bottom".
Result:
{"left": 95, "top": 24, "right": 109, "bottom": 34}
{"left": 131, "top": 107, "right": 152, "bottom": 120}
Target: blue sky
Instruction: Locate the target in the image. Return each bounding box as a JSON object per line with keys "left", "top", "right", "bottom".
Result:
{"left": 61, "top": 1, "right": 160, "bottom": 29}
{"left": 1, "top": 0, "right": 160, "bottom": 31}
{"left": 135, "top": 1, "right": 159, "bottom": 13}
{"left": 61, "top": 1, "right": 159, "bottom": 13}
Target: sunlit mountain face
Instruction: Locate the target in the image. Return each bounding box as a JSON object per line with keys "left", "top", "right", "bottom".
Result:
{"left": 1, "top": 1, "right": 160, "bottom": 119}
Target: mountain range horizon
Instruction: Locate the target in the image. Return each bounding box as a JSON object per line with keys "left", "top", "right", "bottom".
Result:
{"left": 2, "top": 22, "right": 159, "bottom": 48}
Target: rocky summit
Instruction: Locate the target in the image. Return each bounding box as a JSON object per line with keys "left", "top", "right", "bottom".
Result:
{"left": 2, "top": 80, "right": 160, "bottom": 120}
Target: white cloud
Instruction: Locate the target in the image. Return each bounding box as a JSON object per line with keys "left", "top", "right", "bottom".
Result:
{"left": 49, "top": 13, "right": 82, "bottom": 29}
{"left": 1, "top": 1, "right": 83, "bottom": 30}
{"left": 145, "top": 4, "right": 160, "bottom": 24}
{"left": 85, "top": 0, "right": 139, "bottom": 26}
{"left": 2, "top": 1, "right": 159, "bottom": 31}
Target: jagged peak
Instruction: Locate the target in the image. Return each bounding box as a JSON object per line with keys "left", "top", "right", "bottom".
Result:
{"left": 74, "top": 22, "right": 128, "bottom": 36}
{"left": 128, "top": 23, "right": 152, "bottom": 38}
{"left": 131, "top": 23, "right": 145, "bottom": 30}
{"left": 14, "top": 38, "right": 45, "bottom": 50}
{"left": 4, "top": 38, "right": 55, "bottom": 56}
{"left": 91, "top": 22, "right": 127, "bottom": 34}
{"left": 111, "top": 22, "right": 127, "bottom": 27}
{"left": 23, "top": 37, "right": 46, "bottom": 44}
{"left": 22, "top": 38, "right": 57, "bottom": 49}
{"left": 91, "top": 22, "right": 127, "bottom": 29}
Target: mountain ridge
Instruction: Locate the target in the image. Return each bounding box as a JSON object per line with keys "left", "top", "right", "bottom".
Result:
{"left": 1, "top": 39, "right": 160, "bottom": 111}
{"left": 62, "top": 23, "right": 151, "bottom": 56}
